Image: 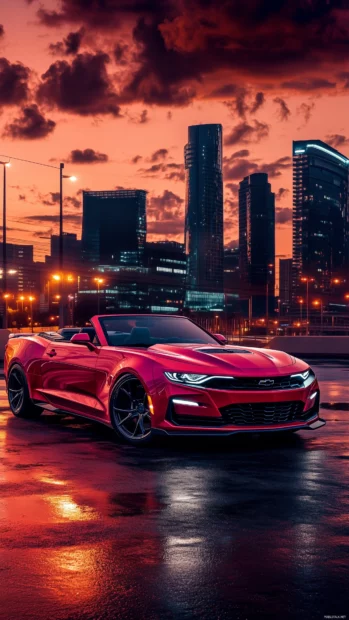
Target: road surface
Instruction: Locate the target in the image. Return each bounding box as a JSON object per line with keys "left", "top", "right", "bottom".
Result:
{"left": 0, "top": 363, "right": 348, "bottom": 620}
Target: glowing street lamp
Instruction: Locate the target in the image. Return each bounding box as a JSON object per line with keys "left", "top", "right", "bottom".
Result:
{"left": 19, "top": 295, "right": 25, "bottom": 312}
{"left": 28, "top": 296, "right": 35, "bottom": 328}
{"left": 312, "top": 299, "right": 323, "bottom": 331}
{"left": 94, "top": 277, "right": 104, "bottom": 314}
{"left": 300, "top": 277, "right": 315, "bottom": 335}
{"left": 0, "top": 160, "right": 11, "bottom": 328}
{"left": 59, "top": 164, "right": 77, "bottom": 328}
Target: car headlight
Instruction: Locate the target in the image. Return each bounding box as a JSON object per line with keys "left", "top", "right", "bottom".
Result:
{"left": 164, "top": 372, "right": 211, "bottom": 385}
{"left": 290, "top": 370, "right": 310, "bottom": 381}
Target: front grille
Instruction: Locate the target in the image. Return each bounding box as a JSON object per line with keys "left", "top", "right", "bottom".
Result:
{"left": 203, "top": 374, "right": 312, "bottom": 390}
{"left": 220, "top": 401, "right": 306, "bottom": 425}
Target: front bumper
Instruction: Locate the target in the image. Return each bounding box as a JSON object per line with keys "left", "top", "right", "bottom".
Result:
{"left": 151, "top": 378, "right": 325, "bottom": 436}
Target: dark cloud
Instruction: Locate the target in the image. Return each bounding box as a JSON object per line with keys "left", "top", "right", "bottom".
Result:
{"left": 276, "top": 187, "right": 290, "bottom": 201}
{"left": 139, "top": 160, "right": 184, "bottom": 182}
{"left": 273, "top": 97, "right": 291, "bottom": 121}
{"left": 131, "top": 155, "right": 142, "bottom": 164}
{"left": 260, "top": 156, "right": 292, "bottom": 178}
{"left": 22, "top": 213, "right": 81, "bottom": 225}
{"left": 150, "top": 148, "right": 168, "bottom": 162}
{"left": 49, "top": 28, "right": 84, "bottom": 55}
{"left": 0, "top": 25, "right": 4, "bottom": 37}
{"left": 224, "top": 156, "right": 292, "bottom": 182}
{"left": 281, "top": 78, "right": 336, "bottom": 90}
{"left": 337, "top": 71, "right": 349, "bottom": 88}
{"left": 139, "top": 109, "right": 148, "bottom": 123}
{"left": 3, "top": 104, "right": 56, "bottom": 140}
{"left": 67, "top": 148, "right": 109, "bottom": 164}
{"left": 227, "top": 149, "right": 250, "bottom": 159}
{"left": 29, "top": 0, "right": 349, "bottom": 111}
{"left": 250, "top": 92, "right": 265, "bottom": 113}
{"left": 149, "top": 189, "right": 184, "bottom": 211}
{"left": 224, "top": 159, "right": 258, "bottom": 181}
{"left": 276, "top": 207, "right": 292, "bottom": 225}
{"left": 224, "top": 120, "right": 269, "bottom": 146}
{"left": 34, "top": 0, "right": 173, "bottom": 28}
{"left": 114, "top": 42, "right": 129, "bottom": 65}
{"left": 0, "top": 57, "right": 31, "bottom": 105}
{"left": 211, "top": 85, "right": 249, "bottom": 119}
{"left": 37, "top": 52, "right": 121, "bottom": 116}
{"left": 19, "top": 194, "right": 26, "bottom": 201}
{"left": 119, "top": 18, "right": 197, "bottom": 106}
{"left": 148, "top": 189, "right": 184, "bottom": 236}
{"left": 297, "top": 102, "right": 315, "bottom": 124}
{"left": 326, "top": 134, "right": 349, "bottom": 149}
{"left": 225, "top": 182, "right": 239, "bottom": 194}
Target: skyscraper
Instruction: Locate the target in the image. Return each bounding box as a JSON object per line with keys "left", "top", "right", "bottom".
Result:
{"left": 48, "top": 233, "right": 82, "bottom": 270}
{"left": 82, "top": 190, "right": 147, "bottom": 267}
{"left": 239, "top": 173, "right": 275, "bottom": 317}
{"left": 279, "top": 258, "right": 293, "bottom": 308}
{"left": 184, "top": 124, "right": 224, "bottom": 311}
{"left": 293, "top": 140, "right": 349, "bottom": 291}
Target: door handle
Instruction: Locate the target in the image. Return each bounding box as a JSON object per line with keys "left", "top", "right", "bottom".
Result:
{"left": 47, "top": 349, "right": 57, "bottom": 357}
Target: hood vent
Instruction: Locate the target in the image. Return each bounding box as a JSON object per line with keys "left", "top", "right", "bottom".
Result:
{"left": 197, "top": 348, "right": 252, "bottom": 355}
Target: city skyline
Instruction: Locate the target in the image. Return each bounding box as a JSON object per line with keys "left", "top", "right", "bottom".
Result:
{"left": 1, "top": 1, "right": 349, "bottom": 263}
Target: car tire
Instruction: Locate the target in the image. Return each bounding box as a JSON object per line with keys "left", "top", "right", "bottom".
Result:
{"left": 110, "top": 373, "right": 153, "bottom": 445}
{"left": 7, "top": 364, "right": 42, "bottom": 419}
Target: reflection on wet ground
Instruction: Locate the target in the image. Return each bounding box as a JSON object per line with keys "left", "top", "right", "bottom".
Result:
{"left": 0, "top": 363, "right": 348, "bottom": 620}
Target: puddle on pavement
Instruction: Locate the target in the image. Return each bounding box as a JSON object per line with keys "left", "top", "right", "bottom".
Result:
{"left": 108, "top": 492, "right": 167, "bottom": 517}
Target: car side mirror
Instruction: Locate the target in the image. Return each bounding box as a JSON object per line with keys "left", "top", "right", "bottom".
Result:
{"left": 213, "top": 333, "right": 227, "bottom": 345}
{"left": 70, "top": 332, "right": 98, "bottom": 352}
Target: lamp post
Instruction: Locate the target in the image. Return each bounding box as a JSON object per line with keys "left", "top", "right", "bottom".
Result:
{"left": 1, "top": 161, "right": 11, "bottom": 328}
{"left": 313, "top": 300, "right": 323, "bottom": 332}
{"left": 28, "top": 296, "right": 35, "bottom": 329}
{"left": 59, "top": 164, "right": 77, "bottom": 329}
{"left": 298, "top": 298, "right": 304, "bottom": 326}
{"left": 94, "top": 277, "right": 104, "bottom": 314}
{"left": 300, "top": 277, "right": 314, "bottom": 336}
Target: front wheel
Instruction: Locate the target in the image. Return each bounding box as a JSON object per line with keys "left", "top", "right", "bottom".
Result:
{"left": 7, "top": 364, "right": 42, "bottom": 418}
{"left": 110, "top": 374, "right": 152, "bottom": 445}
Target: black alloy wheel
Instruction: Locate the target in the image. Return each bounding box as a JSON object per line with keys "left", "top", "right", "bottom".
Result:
{"left": 7, "top": 364, "right": 42, "bottom": 418}
{"left": 111, "top": 374, "right": 152, "bottom": 444}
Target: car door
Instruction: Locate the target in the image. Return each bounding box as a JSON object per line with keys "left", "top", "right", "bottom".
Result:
{"left": 38, "top": 339, "right": 98, "bottom": 416}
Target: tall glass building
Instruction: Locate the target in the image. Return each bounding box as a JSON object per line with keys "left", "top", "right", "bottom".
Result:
{"left": 239, "top": 173, "right": 275, "bottom": 317}
{"left": 184, "top": 124, "right": 224, "bottom": 311}
{"left": 293, "top": 140, "right": 349, "bottom": 291}
{"left": 82, "top": 190, "right": 147, "bottom": 267}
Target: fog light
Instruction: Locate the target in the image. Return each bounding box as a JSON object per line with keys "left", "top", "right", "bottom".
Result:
{"left": 309, "top": 391, "right": 318, "bottom": 400}
{"left": 173, "top": 399, "right": 199, "bottom": 407}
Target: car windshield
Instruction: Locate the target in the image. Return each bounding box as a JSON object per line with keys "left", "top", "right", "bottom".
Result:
{"left": 99, "top": 315, "right": 219, "bottom": 347}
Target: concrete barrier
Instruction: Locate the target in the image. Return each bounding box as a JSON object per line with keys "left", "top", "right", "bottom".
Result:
{"left": 0, "top": 330, "right": 10, "bottom": 361}
{"left": 266, "top": 336, "right": 349, "bottom": 358}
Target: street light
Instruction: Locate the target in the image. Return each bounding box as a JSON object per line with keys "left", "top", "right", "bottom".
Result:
{"left": 1, "top": 160, "right": 11, "bottom": 328}
{"left": 300, "top": 277, "right": 315, "bottom": 335}
{"left": 298, "top": 298, "right": 304, "bottom": 324}
{"left": 59, "top": 164, "right": 77, "bottom": 328}
{"left": 28, "top": 296, "right": 35, "bottom": 328}
{"left": 94, "top": 277, "right": 104, "bottom": 314}
{"left": 312, "top": 299, "right": 323, "bottom": 332}
{"left": 19, "top": 295, "right": 25, "bottom": 312}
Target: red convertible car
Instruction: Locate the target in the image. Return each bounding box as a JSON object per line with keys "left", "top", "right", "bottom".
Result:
{"left": 4, "top": 314, "right": 325, "bottom": 445}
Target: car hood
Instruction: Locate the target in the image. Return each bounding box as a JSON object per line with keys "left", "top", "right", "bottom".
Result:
{"left": 141, "top": 343, "right": 305, "bottom": 375}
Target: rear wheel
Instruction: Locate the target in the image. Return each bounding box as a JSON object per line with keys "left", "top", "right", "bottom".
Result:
{"left": 110, "top": 374, "right": 152, "bottom": 445}
{"left": 7, "top": 364, "right": 42, "bottom": 418}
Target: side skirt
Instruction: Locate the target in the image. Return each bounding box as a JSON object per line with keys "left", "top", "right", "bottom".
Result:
{"left": 33, "top": 401, "right": 113, "bottom": 428}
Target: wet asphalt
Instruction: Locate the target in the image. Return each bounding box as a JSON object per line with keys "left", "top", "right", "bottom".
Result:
{"left": 0, "top": 363, "right": 348, "bottom": 620}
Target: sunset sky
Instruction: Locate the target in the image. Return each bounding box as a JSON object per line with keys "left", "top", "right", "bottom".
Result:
{"left": 1, "top": 0, "right": 349, "bottom": 263}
